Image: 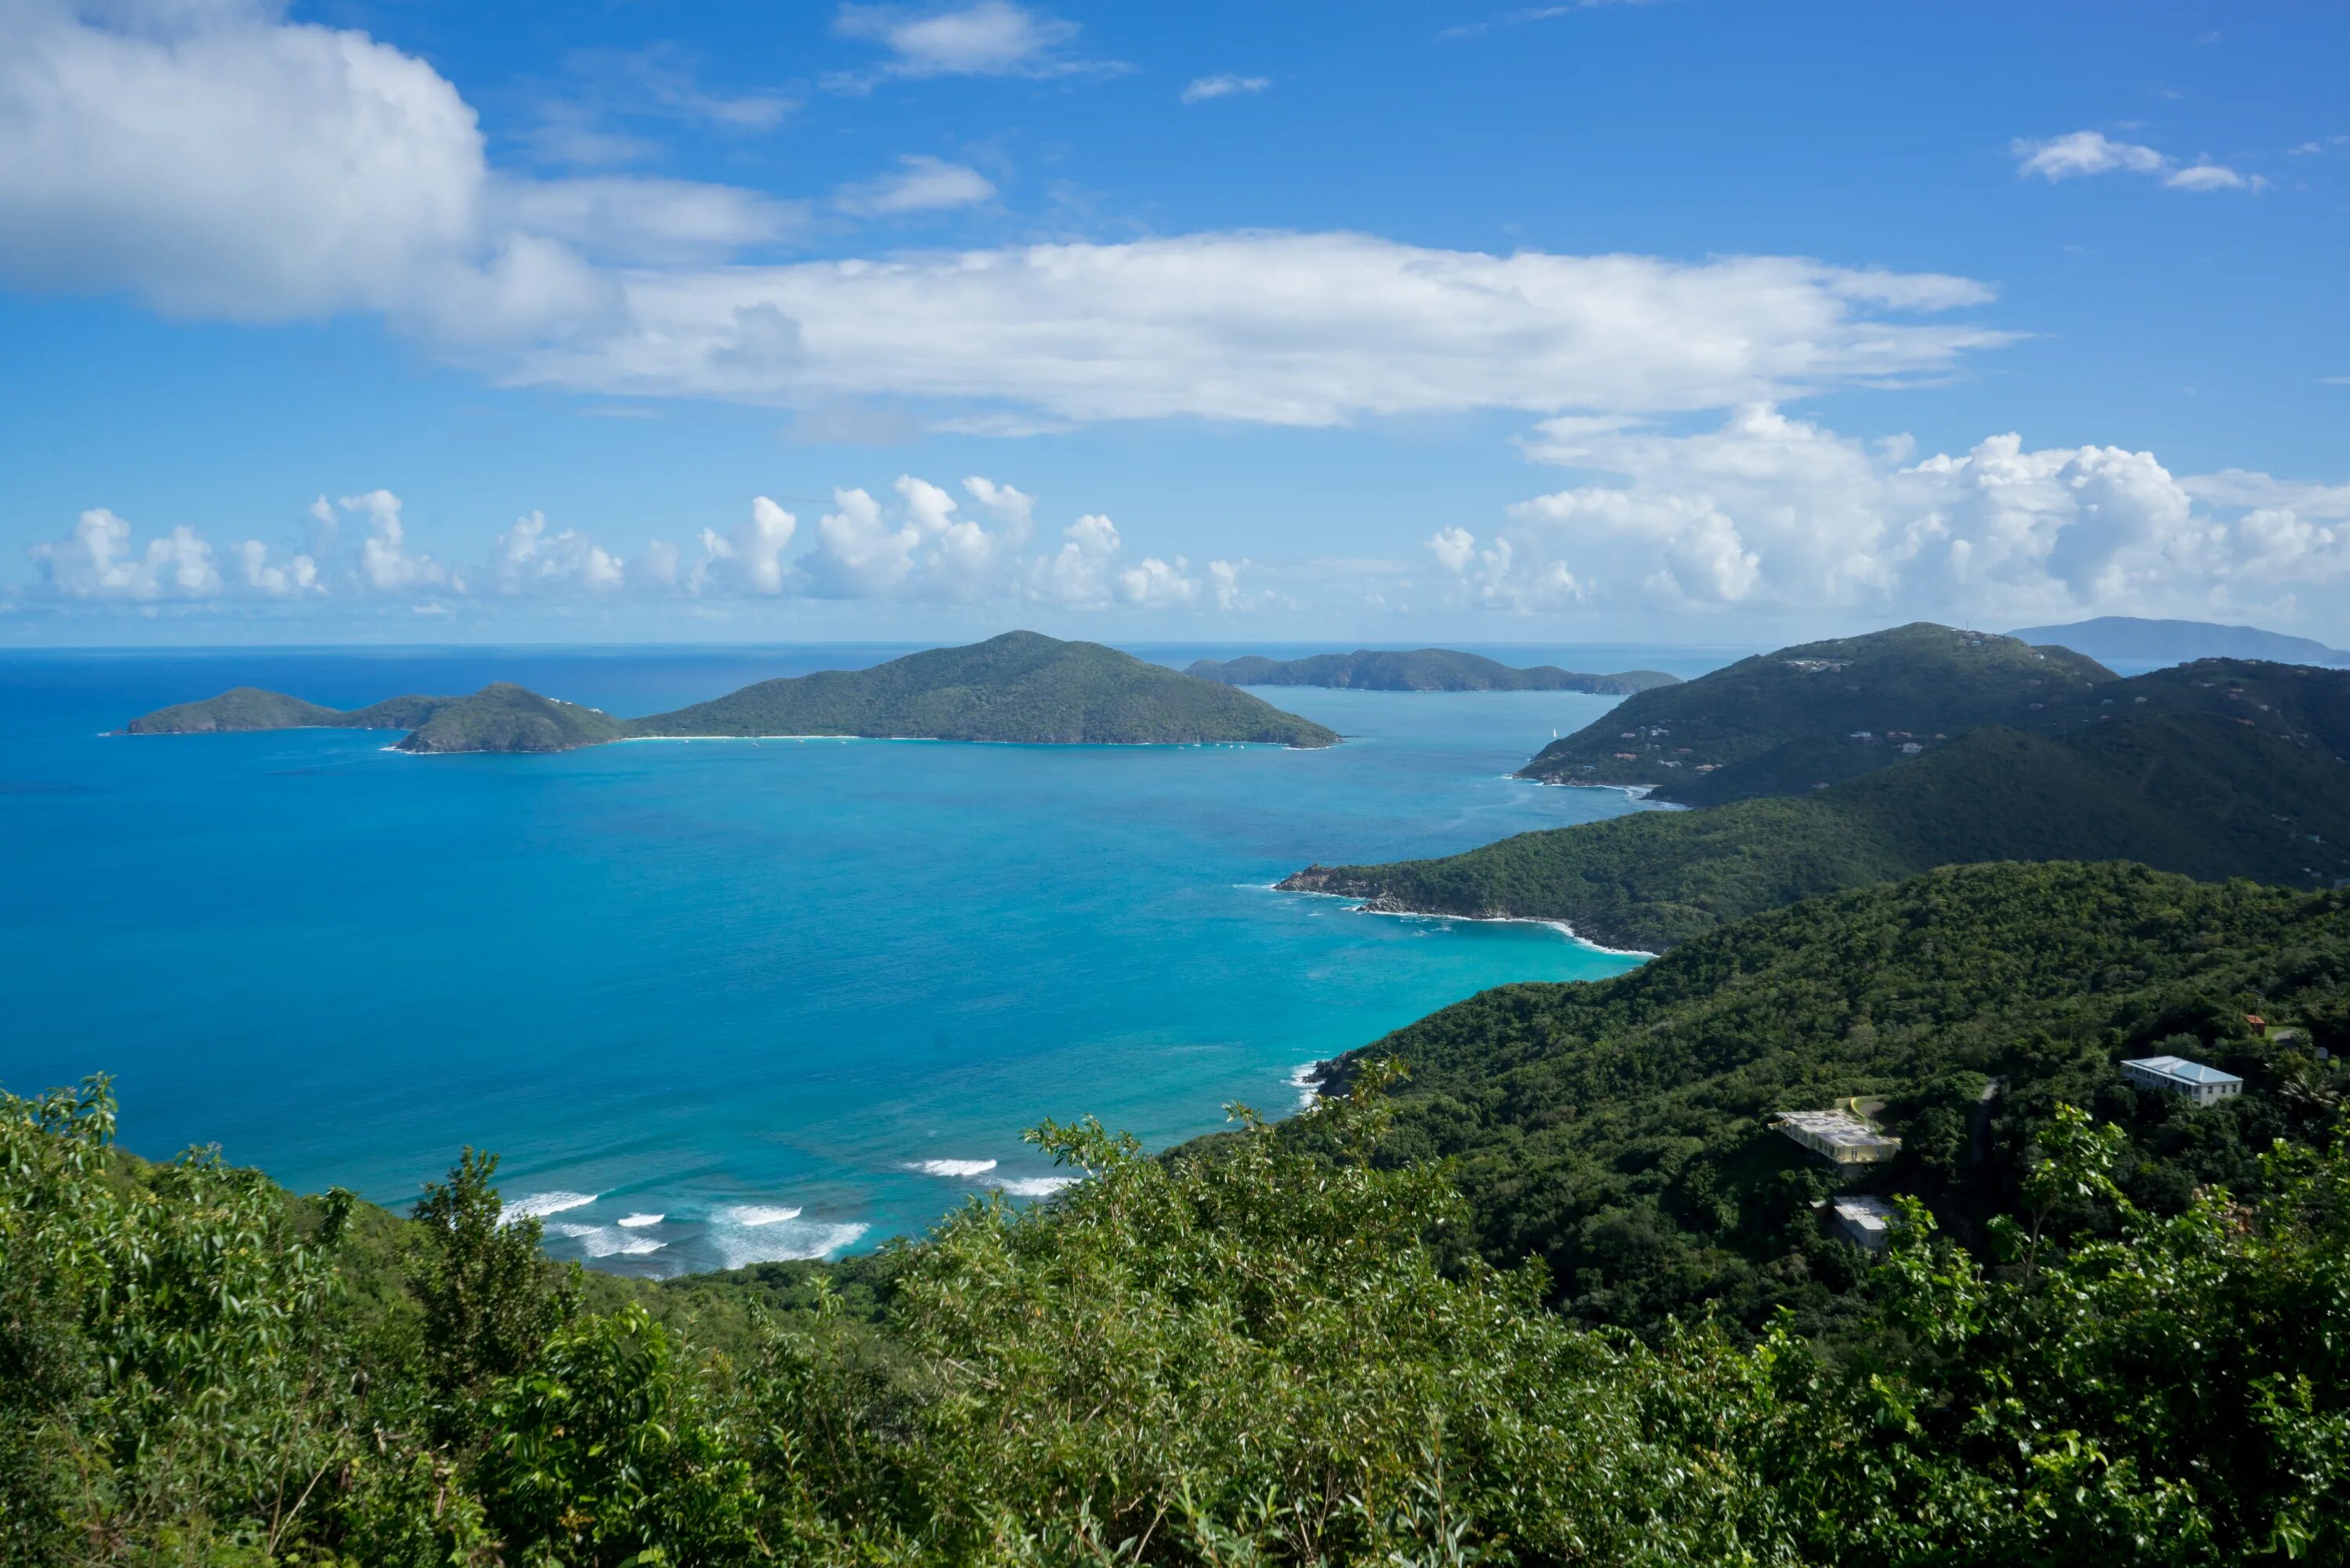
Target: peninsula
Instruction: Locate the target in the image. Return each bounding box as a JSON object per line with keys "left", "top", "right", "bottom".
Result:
{"left": 1514, "top": 623, "right": 2113, "bottom": 803}
{"left": 1282, "top": 627, "right": 2350, "bottom": 951}
{"left": 1185, "top": 648, "right": 1679, "bottom": 694}
{"left": 122, "top": 632, "right": 1341, "bottom": 753}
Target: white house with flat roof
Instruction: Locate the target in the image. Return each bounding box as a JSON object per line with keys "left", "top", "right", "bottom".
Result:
{"left": 1824, "top": 1195, "right": 1902, "bottom": 1252}
{"left": 2120, "top": 1055, "right": 2243, "bottom": 1107}
{"left": 1773, "top": 1109, "right": 1902, "bottom": 1165}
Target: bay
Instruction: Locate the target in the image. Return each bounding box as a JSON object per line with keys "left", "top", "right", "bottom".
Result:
{"left": 0, "top": 641, "right": 1737, "bottom": 1275}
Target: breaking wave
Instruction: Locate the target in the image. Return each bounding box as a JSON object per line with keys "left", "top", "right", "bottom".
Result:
{"left": 985, "top": 1175, "right": 1081, "bottom": 1198}
{"left": 499, "top": 1190, "right": 598, "bottom": 1226}
{"left": 912, "top": 1158, "right": 999, "bottom": 1178}
{"left": 710, "top": 1219, "right": 870, "bottom": 1271}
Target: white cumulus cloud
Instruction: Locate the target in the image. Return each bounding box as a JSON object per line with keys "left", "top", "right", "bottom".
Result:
{"left": 492, "top": 511, "right": 626, "bottom": 594}
{"left": 29, "top": 508, "right": 222, "bottom": 600}
{"left": 0, "top": 0, "right": 787, "bottom": 338}
{"left": 1433, "top": 404, "right": 2343, "bottom": 620}
{"left": 16, "top": 473, "right": 1246, "bottom": 619}
{"left": 341, "top": 490, "right": 459, "bottom": 594}
{"left": 0, "top": 4, "right": 2019, "bottom": 434}
{"left": 691, "top": 497, "right": 800, "bottom": 594}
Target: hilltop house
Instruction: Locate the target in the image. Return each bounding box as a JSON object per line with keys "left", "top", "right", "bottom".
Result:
{"left": 1773, "top": 1109, "right": 1902, "bottom": 1166}
{"left": 1822, "top": 1194, "right": 1901, "bottom": 1252}
{"left": 2120, "top": 1055, "right": 2244, "bottom": 1107}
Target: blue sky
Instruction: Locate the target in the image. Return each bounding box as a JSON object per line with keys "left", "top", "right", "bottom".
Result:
{"left": 1, "top": 0, "right": 2345, "bottom": 645}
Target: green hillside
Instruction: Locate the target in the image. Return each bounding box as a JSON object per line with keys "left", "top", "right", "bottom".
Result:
{"left": 1282, "top": 709, "right": 2350, "bottom": 951}
{"left": 631, "top": 630, "right": 1339, "bottom": 746}
{"left": 1305, "top": 861, "right": 2350, "bottom": 1342}
{"left": 120, "top": 687, "right": 452, "bottom": 734}
{"left": 1185, "top": 648, "right": 1680, "bottom": 694}
{"left": 13, "top": 862, "right": 2350, "bottom": 1563}
{"left": 1518, "top": 621, "right": 2113, "bottom": 801}
{"left": 397, "top": 685, "right": 631, "bottom": 754}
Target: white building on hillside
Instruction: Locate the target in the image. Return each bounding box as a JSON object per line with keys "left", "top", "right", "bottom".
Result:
{"left": 2120, "top": 1055, "right": 2243, "bottom": 1107}
{"left": 1773, "top": 1109, "right": 1902, "bottom": 1165}
{"left": 1826, "top": 1195, "right": 1901, "bottom": 1252}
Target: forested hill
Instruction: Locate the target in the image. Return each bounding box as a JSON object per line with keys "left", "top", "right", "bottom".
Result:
{"left": 121, "top": 687, "right": 453, "bottom": 735}
{"left": 2009, "top": 614, "right": 2350, "bottom": 667}
{"left": 15, "top": 861, "right": 2350, "bottom": 1560}
{"left": 1282, "top": 700, "right": 2350, "bottom": 951}
{"left": 1306, "top": 860, "right": 2350, "bottom": 1341}
{"left": 119, "top": 633, "right": 1340, "bottom": 752}
{"left": 398, "top": 685, "right": 632, "bottom": 754}
{"left": 1184, "top": 648, "right": 1679, "bottom": 694}
{"left": 1516, "top": 621, "right": 2113, "bottom": 801}
{"left": 631, "top": 630, "right": 1336, "bottom": 746}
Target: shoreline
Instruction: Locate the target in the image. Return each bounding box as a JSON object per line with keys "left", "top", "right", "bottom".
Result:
{"left": 1517, "top": 775, "right": 1662, "bottom": 801}
{"left": 1270, "top": 883, "right": 1658, "bottom": 959}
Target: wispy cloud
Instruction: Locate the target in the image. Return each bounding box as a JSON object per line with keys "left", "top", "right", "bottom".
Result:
{"left": 827, "top": 2, "right": 1121, "bottom": 91}
{"left": 834, "top": 154, "right": 997, "bottom": 216}
{"left": 1439, "top": 0, "right": 1658, "bottom": 42}
{"left": 1180, "top": 74, "right": 1270, "bottom": 105}
{"left": 521, "top": 48, "right": 795, "bottom": 169}
{"left": 2012, "top": 130, "right": 2265, "bottom": 192}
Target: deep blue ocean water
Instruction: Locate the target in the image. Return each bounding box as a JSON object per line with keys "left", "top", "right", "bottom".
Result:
{"left": 0, "top": 642, "right": 1738, "bottom": 1275}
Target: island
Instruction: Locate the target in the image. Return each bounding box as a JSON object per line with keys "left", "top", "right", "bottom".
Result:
{"left": 121, "top": 631, "right": 1343, "bottom": 753}
{"left": 1281, "top": 628, "right": 2350, "bottom": 952}
{"left": 2006, "top": 615, "right": 2350, "bottom": 668}
{"left": 1184, "top": 648, "right": 1679, "bottom": 694}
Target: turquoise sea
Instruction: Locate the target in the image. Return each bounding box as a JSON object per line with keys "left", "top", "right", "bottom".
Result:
{"left": 0, "top": 643, "right": 1736, "bottom": 1275}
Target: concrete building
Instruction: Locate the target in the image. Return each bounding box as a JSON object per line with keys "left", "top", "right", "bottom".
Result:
{"left": 1825, "top": 1195, "right": 1901, "bottom": 1252}
{"left": 2120, "top": 1055, "right": 2243, "bottom": 1107}
{"left": 1773, "top": 1109, "right": 1902, "bottom": 1165}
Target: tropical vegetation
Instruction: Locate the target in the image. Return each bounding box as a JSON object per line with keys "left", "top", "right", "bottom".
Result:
{"left": 1286, "top": 658, "right": 2350, "bottom": 950}
{"left": 1516, "top": 622, "right": 2113, "bottom": 797}
{"left": 9, "top": 861, "right": 2350, "bottom": 1564}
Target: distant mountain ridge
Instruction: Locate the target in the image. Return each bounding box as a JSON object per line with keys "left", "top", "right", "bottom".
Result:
{"left": 2008, "top": 616, "right": 2350, "bottom": 667}
{"left": 1281, "top": 627, "right": 2350, "bottom": 951}
{"left": 122, "top": 633, "right": 1341, "bottom": 753}
{"left": 1185, "top": 649, "right": 1680, "bottom": 695}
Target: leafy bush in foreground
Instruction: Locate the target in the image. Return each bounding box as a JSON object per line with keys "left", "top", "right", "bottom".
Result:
{"left": 9, "top": 1055, "right": 2350, "bottom": 1562}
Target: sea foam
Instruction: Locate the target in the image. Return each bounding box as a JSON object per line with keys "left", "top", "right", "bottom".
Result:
{"left": 717, "top": 1203, "right": 802, "bottom": 1227}
{"left": 985, "top": 1175, "right": 1080, "bottom": 1198}
{"left": 912, "top": 1158, "right": 998, "bottom": 1178}
{"left": 710, "top": 1219, "right": 870, "bottom": 1271}
{"left": 499, "top": 1190, "right": 598, "bottom": 1226}
{"left": 616, "top": 1212, "right": 664, "bottom": 1228}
